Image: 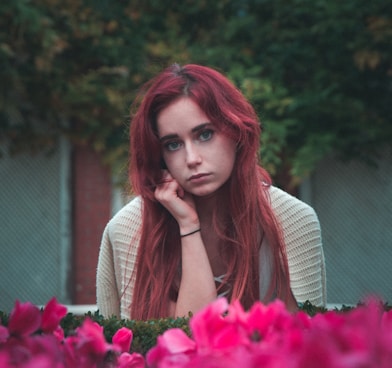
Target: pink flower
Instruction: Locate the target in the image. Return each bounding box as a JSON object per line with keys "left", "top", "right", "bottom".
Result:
{"left": 290, "top": 299, "right": 387, "bottom": 367}
{"left": 63, "top": 318, "right": 111, "bottom": 367}
{"left": 1, "top": 325, "right": 63, "bottom": 367}
{"left": 380, "top": 309, "right": 392, "bottom": 366}
{"left": 7, "top": 300, "right": 41, "bottom": 337}
{"left": 2, "top": 297, "right": 149, "bottom": 368}
{"left": 113, "top": 327, "right": 133, "bottom": 353}
{"left": 245, "top": 299, "right": 296, "bottom": 341}
{"left": 41, "top": 297, "right": 68, "bottom": 334}
{"left": 5, "top": 295, "right": 392, "bottom": 368}
{"left": 0, "top": 325, "right": 9, "bottom": 343}
{"left": 52, "top": 326, "right": 65, "bottom": 342}
{"left": 190, "top": 297, "right": 249, "bottom": 353}
{"left": 63, "top": 334, "right": 79, "bottom": 367}
{"left": 75, "top": 318, "right": 110, "bottom": 356}
{"left": 159, "top": 328, "right": 196, "bottom": 355}
{"left": 147, "top": 328, "right": 196, "bottom": 367}
{"left": 118, "top": 351, "right": 145, "bottom": 368}
{"left": 25, "top": 334, "right": 64, "bottom": 367}
{"left": 0, "top": 351, "right": 9, "bottom": 367}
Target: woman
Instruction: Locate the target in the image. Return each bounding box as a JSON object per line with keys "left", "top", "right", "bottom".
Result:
{"left": 96, "top": 64, "right": 326, "bottom": 320}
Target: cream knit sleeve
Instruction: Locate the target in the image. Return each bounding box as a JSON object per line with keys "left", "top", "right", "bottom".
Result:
{"left": 96, "top": 223, "right": 121, "bottom": 318}
{"left": 269, "top": 186, "right": 327, "bottom": 306}
{"left": 96, "top": 196, "right": 143, "bottom": 319}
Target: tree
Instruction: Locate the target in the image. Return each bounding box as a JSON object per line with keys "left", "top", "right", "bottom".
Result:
{"left": 183, "top": 0, "right": 392, "bottom": 181}
{"left": 0, "top": 0, "right": 188, "bottom": 172}
{"left": 1, "top": 0, "right": 391, "bottom": 184}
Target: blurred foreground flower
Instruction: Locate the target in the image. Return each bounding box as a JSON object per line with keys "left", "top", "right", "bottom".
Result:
{"left": 147, "top": 298, "right": 392, "bottom": 368}
{"left": 0, "top": 297, "right": 145, "bottom": 367}
{"left": 2, "top": 296, "right": 392, "bottom": 367}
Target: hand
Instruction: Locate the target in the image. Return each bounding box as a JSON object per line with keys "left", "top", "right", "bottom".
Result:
{"left": 155, "top": 170, "right": 199, "bottom": 232}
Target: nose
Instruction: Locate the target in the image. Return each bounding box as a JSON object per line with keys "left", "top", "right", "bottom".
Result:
{"left": 185, "top": 142, "right": 202, "bottom": 167}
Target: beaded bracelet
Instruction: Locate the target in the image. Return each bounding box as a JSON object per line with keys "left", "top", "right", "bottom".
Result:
{"left": 180, "top": 228, "right": 201, "bottom": 237}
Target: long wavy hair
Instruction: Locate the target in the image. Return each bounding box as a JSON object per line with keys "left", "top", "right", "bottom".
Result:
{"left": 129, "top": 64, "right": 291, "bottom": 319}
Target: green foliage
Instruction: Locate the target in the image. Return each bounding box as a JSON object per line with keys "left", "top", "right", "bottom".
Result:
{"left": 297, "top": 300, "right": 329, "bottom": 317}
{"left": 189, "top": 0, "right": 392, "bottom": 181}
{"left": 60, "top": 310, "right": 191, "bottom": 356}
{"left": 0, "top": 0, "right": 189, "bottom": 172}
{"left": 0, "top": 310, "right": 8, "bottom": 326}
{"left": 0, "top": 0, "right": 391, "bottom": 183}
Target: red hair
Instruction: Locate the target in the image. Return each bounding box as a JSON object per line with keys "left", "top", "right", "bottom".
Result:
{"left": 129, "top": 64, "right": 291, "bottom": 319}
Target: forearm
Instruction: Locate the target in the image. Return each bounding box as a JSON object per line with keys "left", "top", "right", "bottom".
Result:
{"left": 154, "top": 173, "right": 218, "bottom": 316}
{"left": 174, "top": 231, "right": 217, "bottom": 317}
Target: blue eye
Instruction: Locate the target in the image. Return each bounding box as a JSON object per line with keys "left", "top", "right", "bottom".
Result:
{"left": 199, "top": 129, "right": 213, "bottom": 141}
{"left": 165, "top": 141, "right": 181, "bottom": 151}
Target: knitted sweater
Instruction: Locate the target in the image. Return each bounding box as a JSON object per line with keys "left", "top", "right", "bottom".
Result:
{"left": 96, "top": 186, "right": 327, "bottom": 319}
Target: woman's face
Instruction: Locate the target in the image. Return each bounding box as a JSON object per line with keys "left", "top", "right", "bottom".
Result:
{"left": 157, "top": 97, "right": 237, "bottom": 197}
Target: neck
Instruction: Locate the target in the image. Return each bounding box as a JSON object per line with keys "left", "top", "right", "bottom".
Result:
{"left": 193, "top": 185, "right": 229, "bottom": 226}
{"left": 194, "top": 194, "right": 215, "bottom": 220}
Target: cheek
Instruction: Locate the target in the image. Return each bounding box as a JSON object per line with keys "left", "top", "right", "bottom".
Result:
{"left": 226, "top": 145, "right": 237, "bottom": 176}
{"left": 226, "top": 151, "right": 237, "bottom": 175}
{"left": 219, "top": 141, "right": 237, "bottom": 167}
{"left": 162, "top": 153, "right": 181, "bottom": 175}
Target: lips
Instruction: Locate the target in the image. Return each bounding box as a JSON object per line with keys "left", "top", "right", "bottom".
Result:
{"left": 188, "top": 173, "right": 210, "bottom": 181}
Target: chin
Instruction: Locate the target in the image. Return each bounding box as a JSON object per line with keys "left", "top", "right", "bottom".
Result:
{"left": 191, "top": 186, "right": 220, "bottom": 198}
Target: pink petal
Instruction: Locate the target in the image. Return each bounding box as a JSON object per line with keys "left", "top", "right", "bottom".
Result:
{"left": 226, "top": 299, "right": 248, "bottom": 325}
{"left": 52, "top": 326, "right": 65, "bottom": 342}
{"left": 76, "top": 318, "right": 110, "bottom": 356}
{"left": 113, "top": 327, "right": 133, "bottom": 353}
{"left": 41, "top": 297, "right": 68, "bottom": 333}
{"left": 118, "top": 352, "right": 146, "bottom": 368}
{"left": 190, "top": 297, "right": 229, "bottom": 348}
{"left": 8, "top": 300, "right": 41, "bottom": 337}
{"left": 0, "top": 325, "right": 9, "bottom": 343}
{"left": 63, "top": 335, "right": 79, "bottom": 366}
{"left": 0, "top": 351, "right": 9, "bottom": 366}
{"left": 159, "top": 328, "right": 196, "bottom": 354}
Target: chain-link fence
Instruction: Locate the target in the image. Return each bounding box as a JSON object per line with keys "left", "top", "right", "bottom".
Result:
{"left": 302, "top": 151, "right": 392, "bottom": 304}
{"left": 0, "top": 139, "right": 71, "bottom": 312}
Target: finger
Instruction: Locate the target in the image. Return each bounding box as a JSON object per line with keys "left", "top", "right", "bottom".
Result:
{"left": 155, "top": 178, "right": 179, "bottom": 201}
{"left": 177, "top": 185, "right": 185, "bottom": 199}
{"left": 159, "top": 170, "right": 174, "bottom": 185}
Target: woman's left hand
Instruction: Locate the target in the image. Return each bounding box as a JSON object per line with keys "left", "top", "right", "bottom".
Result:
{"left": 155, "top": 170, "right": 200, "bottom": 233}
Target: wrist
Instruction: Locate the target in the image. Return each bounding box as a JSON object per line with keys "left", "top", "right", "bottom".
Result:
{"left": 180, "top": 228, "right": 201, "bottom": 238}
{"left": 178, "top": 217, "right": 200, "bottom": 235}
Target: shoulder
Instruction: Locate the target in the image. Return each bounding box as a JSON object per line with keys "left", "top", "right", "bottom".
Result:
{"left": 105, "top": 196, "right": 143, "bottom": 245}
{"left": 266, "top": 185, "right": 322, "bottom": 249}
{"left": 267, "top": 185, "right": 320, "bottom": 231}
{"left": 266, "top": 186, "right": 326, "bottom": 306}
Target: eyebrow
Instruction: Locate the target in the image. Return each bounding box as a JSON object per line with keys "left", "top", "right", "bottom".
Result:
{"left": 159, "top": 122, "right": 212, "bottom": 142}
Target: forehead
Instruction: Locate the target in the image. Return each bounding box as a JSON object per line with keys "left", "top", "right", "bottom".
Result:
{"left": 156, "top": 97, "right": 209, "bottom": 135}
